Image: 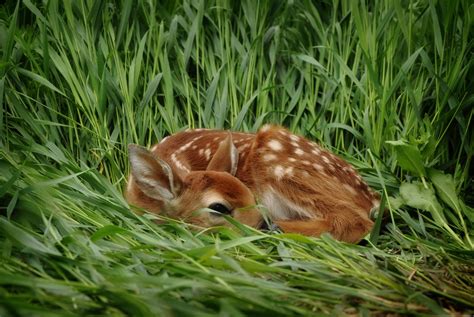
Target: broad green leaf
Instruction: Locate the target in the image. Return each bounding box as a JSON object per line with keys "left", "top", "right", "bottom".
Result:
{"left": 386, "top": 140, "right": 426, "bottom": 177}
{"left": 388, "top": 196, "right": 404, "bottom": 210}
{"left": 430, "top": 169, "right": 473, "bottom": 245}
{"left": 399, "top": 182, "right": 444, "bottom": 222}
{"left": 400, "top": 182, "right": 465, "bottom": 246}
{"left": 429, "top": 169, "right": 462, "bottom": 214}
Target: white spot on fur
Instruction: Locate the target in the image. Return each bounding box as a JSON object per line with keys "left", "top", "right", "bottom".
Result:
{"left": 290, "top": 135, "right": 300, "bottom": 142}
{"left": 273, "top": 165, "right": 294, "bottom": 179}
{"left": 343, "top": 166, "right": 354, "bottom": 173}
{"left": 204, "top": 148, "right": 211, "bottom": 161}
{"left": 343, "top": 183, "right": 357, "bottom": 195}
{"left": 311, "top": 148, "right": 321, "bottom": 155}
{"left": 295, "top": 148, "right": 305, "bottom": 156}
{"left": 260, "top": 124, "right": 272, "bottom": 133}
{"left": 267, "top": 140, "right": 283, "bottom": 151}
{"left": 289, "top": 157, "right": 297, "bottom": 162}
{"left": 274, "top": 165, "right": 285, "bottom": 179}
{"left": 322, "top": 156, "right": 330, "bottom": 164}
{"left": 175, "top": 160, "right": 185, "bottom": 172}
{"left": 199, "top": 149, "right": 204, "bottom": 156}
{"left": 160, "top": 136, "right": 169, "bottom": 143}
{"left": 238, "top": 143, "right": 250, "bottom": 151}
{"left": 171, "top": 153, "right": 189, "bottom": 172}
{"left": 313, "top": 163, "right": 324, "bottom": 172}
{"left": 178, "top": 142, "right": 193, "bottom": 153}
{"left": 264, "top": 153, "right": 277, "bottom": 162}
{"left": 302, "top": 160, "right": 310, "bottom": 165}
{"left": 151, "top": 144, "right": 160, "bottom": 152}
{"left": 171, "top": 153, "right": 178, "bottom": 163}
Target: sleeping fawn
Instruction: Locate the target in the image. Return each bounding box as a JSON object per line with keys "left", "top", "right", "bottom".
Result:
{"left": 126, "top": 125, "right": 380, "bottom": 243}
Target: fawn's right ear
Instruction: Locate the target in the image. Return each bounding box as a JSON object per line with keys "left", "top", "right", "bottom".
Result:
{"left": 128, "top": 144, "right": 182, "bottom": 201}
{"left": 206, "top": 132, "right": 239, "bottom": 175}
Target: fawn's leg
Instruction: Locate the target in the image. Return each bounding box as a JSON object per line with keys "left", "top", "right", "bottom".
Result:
{"left": 276, "top": 212, "right": 373, "bottom": 243}
{"left": 275, "top": 218, "right": 332, "bottom": 237}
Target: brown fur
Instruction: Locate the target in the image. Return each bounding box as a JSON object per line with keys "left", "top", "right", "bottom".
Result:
{"left": 126, "top": 125, "right": 379, "bottom": 243}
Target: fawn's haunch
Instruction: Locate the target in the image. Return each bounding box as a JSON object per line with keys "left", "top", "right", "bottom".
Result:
{"left": 126, "top": 125, "right": 380, "bottom": 243}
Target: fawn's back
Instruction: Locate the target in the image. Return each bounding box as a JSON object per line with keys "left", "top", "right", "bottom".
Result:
{"left": 126, "top": 125, "right": 379, "bottom": 243}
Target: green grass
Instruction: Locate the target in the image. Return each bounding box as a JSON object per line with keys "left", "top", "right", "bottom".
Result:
{"left": 0, "top": 0, "right": 473, "bottom": 315}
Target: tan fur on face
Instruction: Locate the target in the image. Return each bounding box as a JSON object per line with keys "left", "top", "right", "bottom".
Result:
{"left": 171, "top": 171, "right": 260, "bottom": 228}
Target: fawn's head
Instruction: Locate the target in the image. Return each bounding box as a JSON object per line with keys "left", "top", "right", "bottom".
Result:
{"left": 126, "top": 133, "right": 262, "bottom": 228}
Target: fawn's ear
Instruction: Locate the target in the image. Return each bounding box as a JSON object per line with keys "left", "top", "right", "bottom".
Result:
{"left": 207, "top": 132, "right": 239, "bottom": 176}
{"left": 128, "top": 144, "right": 182, "bottom": 201}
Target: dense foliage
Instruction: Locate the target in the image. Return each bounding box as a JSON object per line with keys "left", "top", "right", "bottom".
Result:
{"left": 0, "top": 0, "right": 472, "bottom": 315}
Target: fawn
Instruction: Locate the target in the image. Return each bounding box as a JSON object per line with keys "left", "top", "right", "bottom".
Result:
{"left": 126, "top": 125, "right": 380, "bottom": 243}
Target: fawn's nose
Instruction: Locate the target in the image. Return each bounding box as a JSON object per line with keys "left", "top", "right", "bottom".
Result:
{"left": 232, "top": 207, "right": 263, "bottom": 228}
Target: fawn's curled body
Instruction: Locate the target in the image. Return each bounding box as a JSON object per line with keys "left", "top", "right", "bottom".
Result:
{"left": 126, "top": 125, "right": 379, "bottom": 243}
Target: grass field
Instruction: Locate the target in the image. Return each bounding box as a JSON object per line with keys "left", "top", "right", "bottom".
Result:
{"left": 0, "top": 0, "right": 473, "bottom": 315}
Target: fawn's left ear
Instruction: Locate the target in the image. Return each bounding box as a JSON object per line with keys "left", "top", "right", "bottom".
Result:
{"left": 206, "top": 132, "right": 239, "bottom": 175}
{"left": 128, "top": 144, "right": 182, "bottom": 201}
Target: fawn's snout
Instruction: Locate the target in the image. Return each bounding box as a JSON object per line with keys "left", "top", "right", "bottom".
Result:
{"left": 171, "top": 171, "right": 262, "bottom": 228}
